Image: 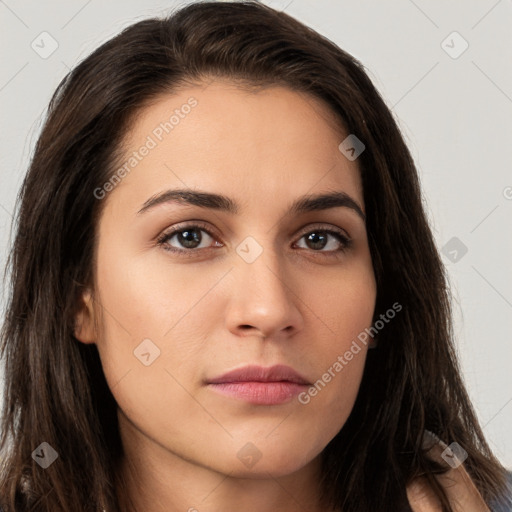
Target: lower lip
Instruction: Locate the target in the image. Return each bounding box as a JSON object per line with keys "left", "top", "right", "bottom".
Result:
{"left": 207, "top": 381, "right": 308, "bottom": 405}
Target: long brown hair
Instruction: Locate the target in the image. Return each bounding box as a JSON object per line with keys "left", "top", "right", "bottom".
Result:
{"left": 1, "top": 1, "right": 509, "bottom": 511}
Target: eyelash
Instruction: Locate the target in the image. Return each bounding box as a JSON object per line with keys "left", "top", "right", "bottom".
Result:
{"left": 156, "top": 222, "right": 352, "bottom": 258}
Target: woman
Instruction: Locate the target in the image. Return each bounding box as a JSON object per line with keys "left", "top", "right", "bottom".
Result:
{"left": 0, "top": 1, "right": 510, "bottom": 511}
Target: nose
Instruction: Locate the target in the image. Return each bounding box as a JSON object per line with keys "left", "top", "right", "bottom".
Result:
{"left": 224, "top": 246, "right": 305, "bottom": 341}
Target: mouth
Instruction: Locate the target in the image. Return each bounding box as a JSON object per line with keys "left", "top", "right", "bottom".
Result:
{"left": 206, "top": 364, "right": 311, "bottom": 405}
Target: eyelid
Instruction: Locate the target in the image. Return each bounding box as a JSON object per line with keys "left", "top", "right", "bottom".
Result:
{"left": 294, "top": 223, "right": 350, "bottom": 240}
{"left": 156, "top": 221, "right": 352, "bottom": 253}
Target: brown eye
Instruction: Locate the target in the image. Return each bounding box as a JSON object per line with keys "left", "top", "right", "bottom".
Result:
{"left": 157, "top": 223, "right": 220, "bottom": 254}
{"left": 156, "top": 223, "right": 352, "bottom": 257}
{"left": 295, "top": 228, "right": 352, "bottom": 254}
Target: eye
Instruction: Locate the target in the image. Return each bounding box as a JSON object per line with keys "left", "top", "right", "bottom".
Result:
{"left": 294, "top": 226, "right": 352, "bottom": 254}
{"left": 156, "top": 223, "right": 352, "bottom": 257}
{"left": 156, "top": 222, "right": 221, "bottom": 255}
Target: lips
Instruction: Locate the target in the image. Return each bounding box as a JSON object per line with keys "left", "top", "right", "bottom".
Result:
{"left": 206, "top": 364, "right": 311, "bottom": 405}
{"left": 206, "top": 364, "right": 310, "bottom": 385}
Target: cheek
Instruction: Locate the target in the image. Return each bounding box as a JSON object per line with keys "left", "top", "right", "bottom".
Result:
{"left": 94, "top": 239, "right": 218, "bottom": 343}
{"left": 91, "top": 242, "right": 213, "bottom": 399}
{"left": 91, "top": 248, "right": 219, "bottom": 449}
{"left": 296, "top": 259, "right": 376, "bottom": 418}
{"left": 303, "top": 253, "right": 376, "bottom": 353}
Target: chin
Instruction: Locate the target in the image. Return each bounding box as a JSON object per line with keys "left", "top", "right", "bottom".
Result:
{"left": 212, "top": 436, "right": 323, "bottom": 479}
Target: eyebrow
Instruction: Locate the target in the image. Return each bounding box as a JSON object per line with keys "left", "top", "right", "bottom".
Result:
{"left": 137, "top": 189, "right": 366, "bottom": 221}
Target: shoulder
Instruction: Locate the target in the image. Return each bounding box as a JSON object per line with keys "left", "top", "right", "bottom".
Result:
{"left": 406, "top": 432, "right": 490, "bottom": 512}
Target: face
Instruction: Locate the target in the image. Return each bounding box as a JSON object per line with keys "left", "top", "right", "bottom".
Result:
{"left": 76, "top": 79, "right": 377, "bottom": 479}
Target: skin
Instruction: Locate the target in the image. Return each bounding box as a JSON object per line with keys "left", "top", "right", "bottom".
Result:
{"left": 406, "top": 436, "right": 491, "bottom": 512}
{"left": 74, "top": 80, "right": 485, "bottom": 512}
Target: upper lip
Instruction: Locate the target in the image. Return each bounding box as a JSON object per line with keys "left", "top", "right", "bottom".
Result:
{"left": 207, "top": 364, "right": 310, "bottom": 385}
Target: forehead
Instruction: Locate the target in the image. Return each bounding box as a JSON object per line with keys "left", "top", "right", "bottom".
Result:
{"left": 107, "top": 80, "right": 364, "bottom": 214}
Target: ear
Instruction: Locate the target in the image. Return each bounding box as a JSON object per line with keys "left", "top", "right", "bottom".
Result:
{"left": 74, "top": 288, "right": 97, "bottom": 344}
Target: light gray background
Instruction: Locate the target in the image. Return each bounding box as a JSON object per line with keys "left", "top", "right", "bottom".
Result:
{"left": 1, "top": 0, "right": 511, "bottom": 468}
